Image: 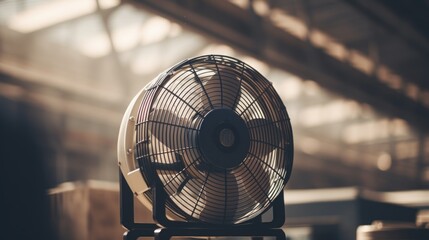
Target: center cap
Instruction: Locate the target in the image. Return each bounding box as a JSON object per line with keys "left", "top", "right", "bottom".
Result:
{"left": 219, "top": 128, "right": 235, "bottom": 148}
{"left": 198, "top": 108, "right": 250, "bottom": 169}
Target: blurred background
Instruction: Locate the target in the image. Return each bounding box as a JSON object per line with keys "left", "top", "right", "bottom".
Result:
{"left": 0, "top": 0, "right": 428, "bottom": 239}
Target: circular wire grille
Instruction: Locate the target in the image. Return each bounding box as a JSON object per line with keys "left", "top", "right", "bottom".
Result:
{"left": 134, "top": 55, "right": 293, "bottom": 224}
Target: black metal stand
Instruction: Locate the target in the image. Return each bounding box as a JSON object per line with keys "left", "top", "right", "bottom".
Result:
{"left": 120, "top": 171, "right": 157, "bottom": 240}
{"left": 154, "top": 227, "right": 286, "bottom": 240}
{"left": 120, "top": 171, "right": 158, "bottom": 230}
{"left": 120, "top": 170, "right": 286, "bottom": 240}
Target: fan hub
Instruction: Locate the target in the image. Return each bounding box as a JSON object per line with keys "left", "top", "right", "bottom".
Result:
{"left": 219, "top": 128, "right": 235, "bottom": 148}
{"left": 198, "top": 108, "right": 250, "bottom": 170}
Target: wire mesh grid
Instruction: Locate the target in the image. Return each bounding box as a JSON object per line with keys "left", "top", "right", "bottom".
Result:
{"left": 134, "top": 55, "right": 293, "bottom": 224}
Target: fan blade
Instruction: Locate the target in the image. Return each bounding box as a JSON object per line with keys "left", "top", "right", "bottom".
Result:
{"left": 149, "top": 109, "right": 191, "bottom": 149}
{"left": 247, "top": 118, "right": 281, "bottom": 156}
{"left": 245, "top": 160, "right": 271, "bottom": 205}
{"left": 201, "top": 67, "right": 241, "bottom": 110}
{"left": 153, "top": 152, "right": 187, "bottom": 195}
{"left": 199, "top": 172, "right": 239, "bottom": 223}
{"left": 154, "top": 152, "right": 204, "bottom": 195}
{"left": 231, "top": 159, "right": 271, "bottom": 206}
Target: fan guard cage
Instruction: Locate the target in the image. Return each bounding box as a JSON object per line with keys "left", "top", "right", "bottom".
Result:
{"left": 118, "top": 55, "right": 293, "bottom": 225}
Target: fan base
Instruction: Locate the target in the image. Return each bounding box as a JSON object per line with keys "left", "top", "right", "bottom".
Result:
{"left": 124, "top": 227, "right": 286, "bottom": 240}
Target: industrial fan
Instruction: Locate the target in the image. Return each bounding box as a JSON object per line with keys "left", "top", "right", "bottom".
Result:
{"left": 118, "top": 55, "right": 293, "bottom": 230}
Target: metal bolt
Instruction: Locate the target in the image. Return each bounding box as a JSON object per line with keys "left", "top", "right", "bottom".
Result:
{"left": 127, "top": 148, "right": 133, "bottom": 155}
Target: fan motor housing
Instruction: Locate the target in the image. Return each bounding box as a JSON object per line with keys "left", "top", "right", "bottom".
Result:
{"left": 198, "top": 108, "right": 250, "bottom": 170}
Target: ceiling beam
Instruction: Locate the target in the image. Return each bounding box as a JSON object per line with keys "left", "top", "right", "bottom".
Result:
{"left": 344, "top": 0, "right": 429, "bottom": 57}
{"left": 10, "top": 2, "right": 120, "bottom": 35}
{"left": 0, "top": 70, "right": 124, "bottom": 112}
{"left": 344, "top": 0, "right": 429, "bottom": 90}
{"left": 130, "top": 0, "right": 429, "bottom": 132}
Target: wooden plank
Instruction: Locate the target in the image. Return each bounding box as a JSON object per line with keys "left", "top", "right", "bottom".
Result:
{"left": 49, "top": 181, "right": 154, "bottom": 240}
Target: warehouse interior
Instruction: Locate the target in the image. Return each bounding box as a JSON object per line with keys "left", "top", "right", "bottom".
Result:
{"left": 1, "top": 0, "right": 428, "bottom": 240}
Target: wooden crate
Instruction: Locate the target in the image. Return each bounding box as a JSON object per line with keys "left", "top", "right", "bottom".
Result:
{"left": 49, "top": 180, "right": 154, "bottom": 240}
